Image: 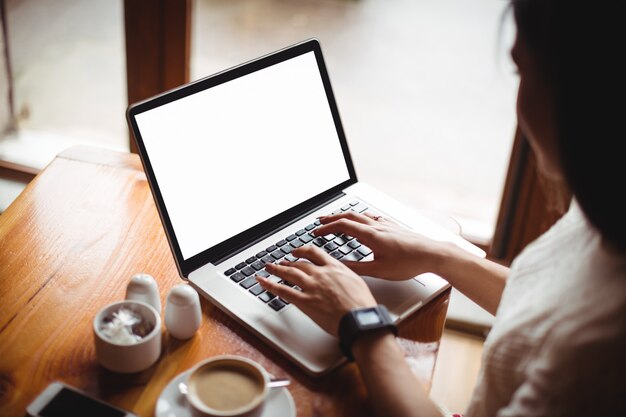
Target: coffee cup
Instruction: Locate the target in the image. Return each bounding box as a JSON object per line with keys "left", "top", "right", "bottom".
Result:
{"left": 185, "top": 355, "right": 270, "bottom": 417}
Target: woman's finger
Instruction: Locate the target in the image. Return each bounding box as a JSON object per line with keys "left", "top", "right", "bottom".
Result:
{"left": 362, "top": 211, "right": 384, "bottom": 222}
{"left": 265, "top": 262, "right": 312, "bottom": 289}
{"left": 279, "top": 259, "right": 318, "bottom": 275}
{"left": 256, "top": 276, "right": 307, "bottom": 305}
{"left": 319, "top": 210, "right": 377, "bottom": 226}
{"left": 362, "top": 210, "right": 401, "bottom": 226}
{"left": 313, "top": 219, "right": 375, "bottom": 245}
{"left": 291, "top": 245, "right": 335, "bottom": 266}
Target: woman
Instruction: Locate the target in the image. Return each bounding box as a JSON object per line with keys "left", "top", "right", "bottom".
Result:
{"left": 257, "top": 0, "right": 626, "bottom": 415}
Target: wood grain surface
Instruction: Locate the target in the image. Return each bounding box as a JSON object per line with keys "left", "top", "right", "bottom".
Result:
{"left": 0, "top": 146, "right": 450, "bottom": 417}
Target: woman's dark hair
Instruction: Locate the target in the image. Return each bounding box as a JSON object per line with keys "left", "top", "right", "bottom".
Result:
{"left": 512, "top": 0, "right": 626, "bottom": 252}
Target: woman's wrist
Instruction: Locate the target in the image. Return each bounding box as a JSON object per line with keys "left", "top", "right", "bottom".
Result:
{"left": 352, "top": 328, "right": 400, "bottom": 362}
{"left": 414, "top": 240, "right": 463, "bottom": 279}
{"left": 424, "top": 240, "right": 509, "bottom": 315}
{"left": 433, "top": 240, "right": 484, "bottom": 282}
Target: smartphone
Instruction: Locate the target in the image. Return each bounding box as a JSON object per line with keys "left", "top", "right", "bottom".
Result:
{"left": 26, "top": 381, "right": 139, "bottom": 417}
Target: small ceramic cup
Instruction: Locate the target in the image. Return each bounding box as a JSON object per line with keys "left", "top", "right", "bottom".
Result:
{"left": 164, "top": 284, "right": 202, "bottom": 340}
{"left": 93, "top": 300, "right": 162, "bottom": 373}
{"left": 185, "top": 355, "right": 271, "bottom": 417}
{"left": 125, "top": 273, "right": 161, "bottom": 314}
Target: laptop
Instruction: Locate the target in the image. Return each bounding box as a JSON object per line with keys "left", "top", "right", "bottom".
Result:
{"left": 126, "top": 38, "right": 484, "bottom": 376}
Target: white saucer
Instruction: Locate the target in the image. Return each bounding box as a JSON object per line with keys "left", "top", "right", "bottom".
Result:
{"left": 155, "top": 369, "right": 296, "bottom": 417}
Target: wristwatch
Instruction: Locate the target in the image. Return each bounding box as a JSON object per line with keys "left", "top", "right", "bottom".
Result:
{"left": 338, "top": 304, "right": 398, "bottom": 361}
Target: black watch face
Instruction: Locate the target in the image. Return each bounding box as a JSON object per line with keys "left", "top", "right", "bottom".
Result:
{"left": 355, "top": 308, "right": 383, "bottom": 326}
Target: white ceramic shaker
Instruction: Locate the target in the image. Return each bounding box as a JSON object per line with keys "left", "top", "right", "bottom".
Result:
{"left": 125, "top": 273, "right": 162, "bottom": 314}
{"left": 164, "top": 284, "right": 202, "bottom": 340}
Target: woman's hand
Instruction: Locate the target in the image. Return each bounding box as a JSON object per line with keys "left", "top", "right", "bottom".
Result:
{"left": 256, "top": 244, "right": 444, "bottom": 417}
{"left": 256, "top": 245, "right": 376, "bottom": 336}
{"left": 314, "top": 211, "right": 446, "bottom": 281}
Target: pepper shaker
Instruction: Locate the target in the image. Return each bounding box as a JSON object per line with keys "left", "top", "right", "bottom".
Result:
{"left": 125, "top": 273, "right": 161, "bottom": 315}
{"left": 164, "top": 284, "right": 202, "bottom": 340}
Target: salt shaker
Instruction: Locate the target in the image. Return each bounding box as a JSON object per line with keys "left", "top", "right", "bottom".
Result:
{"left": 164, "top": 284, "right": 202, "bottom": 340}
{"left": 125, "top": 273, "right": 161, "bottom": 315}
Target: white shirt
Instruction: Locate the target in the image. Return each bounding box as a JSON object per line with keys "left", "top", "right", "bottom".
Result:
{"left": 465, "top": 200, "right": 626, "bottom": 417}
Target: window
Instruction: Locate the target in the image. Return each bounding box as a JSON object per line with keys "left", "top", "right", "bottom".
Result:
{"left": 191, "top": 0, "right": 518, "bottom": 241}
{"left": 1, "top": 0, "right": 127, "bottom": 173}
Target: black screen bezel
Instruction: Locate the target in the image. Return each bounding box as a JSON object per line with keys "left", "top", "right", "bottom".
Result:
{"left": 126, "top": 39, "right": 357, "bottom": 277}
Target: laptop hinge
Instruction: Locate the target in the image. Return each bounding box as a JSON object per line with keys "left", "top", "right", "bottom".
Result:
{"left": 211, "top": 192, "right": 346, "bottom": 266}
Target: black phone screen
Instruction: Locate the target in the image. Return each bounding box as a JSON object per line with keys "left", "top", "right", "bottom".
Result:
{"left": 39, "top": 387, "right": 126, "bottom": 417}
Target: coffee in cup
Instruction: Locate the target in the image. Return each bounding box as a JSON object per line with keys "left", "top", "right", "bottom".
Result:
{"left": 186, "top": 355, "right": 269, "bottom": 417}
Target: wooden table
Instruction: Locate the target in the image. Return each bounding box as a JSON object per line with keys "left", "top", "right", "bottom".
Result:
{"left": 0, "top": 146, "right": 450, "bottom": 417}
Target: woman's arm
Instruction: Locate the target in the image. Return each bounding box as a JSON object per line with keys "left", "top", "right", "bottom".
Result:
{"left": 352, "top": 330, "right": 443, "bottom": 417}
{"left": 432, "top": 241, "right": 509, "bottom": 315}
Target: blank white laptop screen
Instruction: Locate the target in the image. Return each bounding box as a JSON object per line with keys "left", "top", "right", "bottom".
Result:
{"left": 134, "top": 52, "right": 350, "bottom": 260}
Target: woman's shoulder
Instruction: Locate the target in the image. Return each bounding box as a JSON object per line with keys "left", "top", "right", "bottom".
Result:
{"left": 507, "top": 198, "right": 623, "bottom": 286}
{"left": 490, "top": 196, "right": 626, "bottom": 355}
{"left": 514, "top": 199, "right": 588, "bottom": 262}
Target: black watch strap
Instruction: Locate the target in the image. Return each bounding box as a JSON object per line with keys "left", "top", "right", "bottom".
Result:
{"left": 338, "top": 304, "right": 398, "bottom": 362}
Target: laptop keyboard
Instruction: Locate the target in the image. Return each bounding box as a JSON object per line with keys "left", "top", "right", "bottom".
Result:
{"left": 223, "top": 200, "right": 374, "bottom": 311}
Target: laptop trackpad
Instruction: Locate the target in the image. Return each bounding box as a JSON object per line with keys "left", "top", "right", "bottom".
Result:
{"left": 364, "top": 273, "right": 445, "bottom": 320}
{"left": 257, "top": 307, "right": 343, "bottom": 375}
